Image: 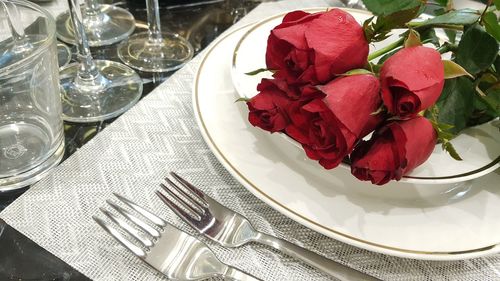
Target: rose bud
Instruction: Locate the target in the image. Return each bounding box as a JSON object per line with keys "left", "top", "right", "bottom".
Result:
{"left": 350, "top": 116, "right": 437, "bottom": 185}
{"left": 266, "top": 9, "right": 369, "bottom": 85}
{"left": 285, "top": 74, "right": 382, "bottom": 169}
{"left": 380, "top": 46, "right": 445, "bottom": 118}
{"left": 246, "top": 79, "right": 293, "bottom": 133}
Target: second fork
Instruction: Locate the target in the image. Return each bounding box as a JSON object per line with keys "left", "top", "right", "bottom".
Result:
{"left": 94, "top": 193, "right": 261, "bottom": 281}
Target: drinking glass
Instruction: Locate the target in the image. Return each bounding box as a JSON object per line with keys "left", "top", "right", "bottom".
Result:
{"left": 0, "top": 0, "right": 64, "bottom": 191}
{"left": 117, "top": 0, "right": 193, "bottom": 73}
{"left": 56, "top": 0, "right": 135, "bottom": 47}
{"left": 59, "top": 0, "right": 142, "bottom": 123}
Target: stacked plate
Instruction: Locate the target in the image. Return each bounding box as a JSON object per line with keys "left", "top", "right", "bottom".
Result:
{"left": 193, "top": 8, "right": 500, "bottom": 261}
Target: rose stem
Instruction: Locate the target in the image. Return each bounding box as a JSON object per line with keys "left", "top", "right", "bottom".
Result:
{"left": 436, "top": 43, "right": 458, "bottom": 54}
{"left": 367, "top": 37, "right": 404, "bottom": 61}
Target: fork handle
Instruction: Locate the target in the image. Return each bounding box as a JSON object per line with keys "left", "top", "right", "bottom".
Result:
{"left": 254, "top": 233, "right": 380, "bottom": 281}
{"left": 224, "top": 266, "right": 262, "bottom": 281}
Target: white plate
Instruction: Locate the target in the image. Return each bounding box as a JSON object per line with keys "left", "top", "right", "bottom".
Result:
{"left": 193, "top": 21, "right": 500, "bottom": 260}
{"left": 231, "top": 8, "right": 500, "bottom": 184}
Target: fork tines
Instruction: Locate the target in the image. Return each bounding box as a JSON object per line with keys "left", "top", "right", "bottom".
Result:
{"left": 156, "top": 172, "right": 210, "bottom": 222}
{"left": 93, "top": 193, "right": 166, "bottom": 258}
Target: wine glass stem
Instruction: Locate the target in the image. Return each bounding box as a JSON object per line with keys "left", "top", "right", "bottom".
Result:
{"left": 146, "top": 0, "right": 163, "bottom": 42}
{"left": 67, "top": 0, "right": 100, "bottom": 81}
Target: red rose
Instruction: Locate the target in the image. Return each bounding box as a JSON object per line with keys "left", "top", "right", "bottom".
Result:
{"left": 266, "top": 9, "right": 369, "bottom": 85}
{"left": 247, "top": 79, "right": 292, "bottom": 133}
{"left": 380, "top": 46, "right": 445, "bottom": 118}
{"left": 285, "top": 74, "right": 382, "bottom": 169}
{"left": 286, "top": 98, "right": 348, "bottom": 169}
{"left": 350, "top": 116, "right": 437, "bottom": 185}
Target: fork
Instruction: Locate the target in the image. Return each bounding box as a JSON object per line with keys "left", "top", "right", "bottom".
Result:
{"left": 93, "top": 193, "right": 261, "bottom": 281}
{"left": 157, "top": 172, "right": 381, "bottom": 281}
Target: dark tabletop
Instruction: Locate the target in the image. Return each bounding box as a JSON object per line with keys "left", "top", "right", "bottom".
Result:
{"left": 0, "top": 0, "right": 258, "bottom": 279}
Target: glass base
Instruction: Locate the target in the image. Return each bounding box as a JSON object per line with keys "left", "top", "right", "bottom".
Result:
{"left": 59, "top": 60, "right": 143, "bottom": 123}
{"left": 56, "top": 4, "right": 135, "bottom": 47}
{"left": 117, "top": 32, "right": 194, "bottom": 73}
{"left": 0, "top": 134, "right": 64, "bottom": 192}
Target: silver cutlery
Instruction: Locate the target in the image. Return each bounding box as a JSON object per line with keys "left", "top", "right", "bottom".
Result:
{"left": 157, "top": 172, "right": 381, "bottom": 281}
{"left": 93, "top": 194, "right": 261, "bottom": 281}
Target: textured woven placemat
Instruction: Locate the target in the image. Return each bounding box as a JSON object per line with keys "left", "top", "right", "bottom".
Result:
{"left": 2, "top": 1, "right": 500, "bottom": 280}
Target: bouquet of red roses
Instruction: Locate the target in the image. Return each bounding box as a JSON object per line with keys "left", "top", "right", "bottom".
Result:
{"left": 244, "top": 2, "right": 499, "bottom": 185}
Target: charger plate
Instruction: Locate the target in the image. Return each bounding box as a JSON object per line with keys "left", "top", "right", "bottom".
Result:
{"left": 193, "top": 13, "right": 500, "bottom": 260}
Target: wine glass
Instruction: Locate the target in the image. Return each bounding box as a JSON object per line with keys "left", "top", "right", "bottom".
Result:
{"left": 59, "top": 0, "right": 142, "bottom": 123}
{"left": 56, "top": 0, "right": 135, "bottom": 47}
{"left": 117, "top": 0, "right": 194, "bottom": 73}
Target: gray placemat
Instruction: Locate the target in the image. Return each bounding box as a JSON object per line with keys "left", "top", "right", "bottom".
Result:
{"left": 2, "top": 1, "right": 500, "bottom": 280}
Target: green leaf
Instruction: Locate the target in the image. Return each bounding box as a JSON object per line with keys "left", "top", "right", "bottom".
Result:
{"left": 432, "top": 7, "right": 447, "bottom": 16}
{"left": 361, "top": 0, "right": 422, "bottom": 16}
{"left": 419, "top": 28, "right": 440, "bottom": 46}
{"left": 382, "top": 5, "right": 422, "bottom": 28}
{"left": 363, "top": 6, "right": 420, "bottom": 42}
{"left": 434, "top": 77, "right": 475, "bottom": 134}
{"left": 495, "top": 0, "right": 500, "bottom": 10}
{"left": 442, "top": 141, "right": 463, "bottom": 160}
{"left": 408, "top": 8, "right": 481, "bottom": 27}
{"left": 456, "top": 24, "right": 499, "bottom": 75}
{"left": 341, "top": 68, "right": 373, "bottom": 76}
{"left": 235, "top": 97, "right": 250, "bottom": 103}
{"left": 364, "top": 6, "right": 421, "bottom": 42}
{"left": 483, "top": 86, "right": 500, "bottom": 116}
{"left": 245, "top": 68, "right": 271, "bottom": 76}
{"left": 443, "top": 60, "right": 474, "bottom": 79}
{"left": 444, "top": 29, "right": 457, "bottom": 44}
{"left": 480, "top": 73, "right": 498, "bottom": 84}
{"left": 428, "top": 117, "right": 463, "bottom": 160}
{"left": 483, "top": 12, "right": 500, "bottom": 41}
{"left": 468, "top": 83, "right": 499, "bottom": 126}
{"left": 433, "top": 0, "right": 449, "bottom": 6}
{"left": 404, "top": 29, "right": 422, "bottom": 47}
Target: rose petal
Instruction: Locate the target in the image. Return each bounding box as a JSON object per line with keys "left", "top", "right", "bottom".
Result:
{"left": 282, "top": 10, "right": 311, "bottom": 23}
{"left": 398, "top": 117, "right": 437, "bottom": 173}
{"left": 381, "top": 46, "right": 444, "bottom": 92}
{"left": 322, "top": 74, "right": 382, "bottom": 139}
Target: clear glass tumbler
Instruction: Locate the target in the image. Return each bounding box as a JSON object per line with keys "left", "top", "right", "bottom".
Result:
{"left": 0, "top": 0, "right": 64, "bottom": 191}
